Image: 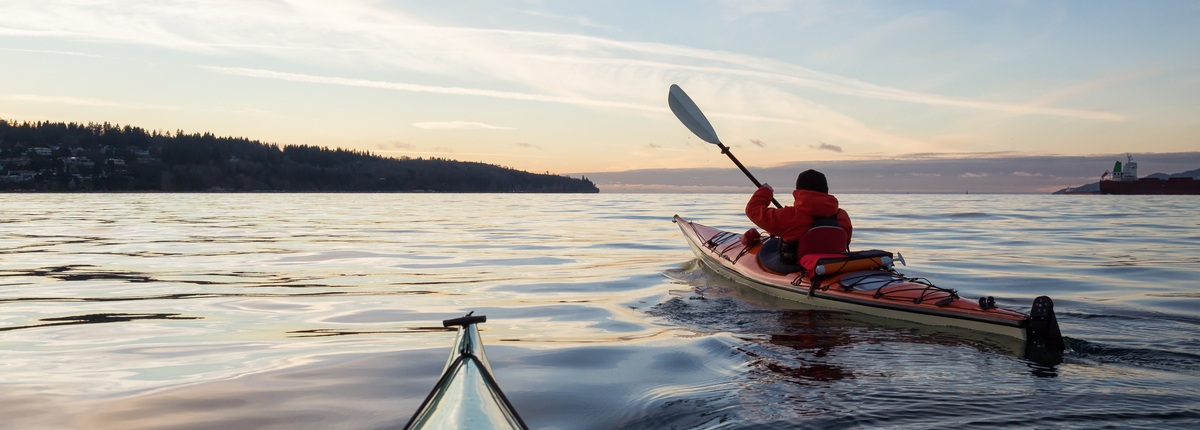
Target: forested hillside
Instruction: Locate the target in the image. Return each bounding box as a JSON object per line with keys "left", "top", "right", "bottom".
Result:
{"left": 0, "top": 120, "right": 598, "bottom": 193}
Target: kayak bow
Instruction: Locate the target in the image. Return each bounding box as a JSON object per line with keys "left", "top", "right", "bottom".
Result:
{"left": 405, "top": 313, "right": 528, "bottom": 430}
{"left": 674, "top": 215, "right": 1065, "bottom": 364}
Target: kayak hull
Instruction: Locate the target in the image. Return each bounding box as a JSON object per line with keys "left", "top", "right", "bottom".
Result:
{"left": 405, "top": 315, "right": 527, "bottom": 430}
{"left": 674, "top": 215, "right": 1064, "bottom": 362}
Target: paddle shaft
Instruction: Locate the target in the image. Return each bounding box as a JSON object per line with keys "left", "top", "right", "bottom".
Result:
{"left": 715, "top": 142, "right": 782, "bottom": 208}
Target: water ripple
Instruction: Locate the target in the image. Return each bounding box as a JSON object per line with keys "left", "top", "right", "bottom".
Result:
{"left": 0, "top": 312, "right": 201, "bottom": 332}
{"left": 1, "top": 194, "right": 1197, "bottom": 429}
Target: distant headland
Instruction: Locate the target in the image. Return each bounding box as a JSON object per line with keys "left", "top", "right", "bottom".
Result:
{"left": 0, "top": 119, "right": 598, "bottom": 193}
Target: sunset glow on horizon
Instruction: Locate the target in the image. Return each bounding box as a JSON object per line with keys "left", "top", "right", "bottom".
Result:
{"left": 3, "top": 1, "right": 1197, "bottom": 181}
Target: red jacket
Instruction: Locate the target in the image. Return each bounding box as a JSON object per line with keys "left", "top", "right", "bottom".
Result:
{"left": 745, "top": 186, "right": 853, "bottom": 249}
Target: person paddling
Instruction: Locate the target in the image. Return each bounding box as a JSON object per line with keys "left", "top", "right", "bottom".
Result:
{"left": 745, "top": 169, "right": 853, "bottom": 273}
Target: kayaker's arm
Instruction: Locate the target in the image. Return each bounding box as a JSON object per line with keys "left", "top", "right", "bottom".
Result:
{"left": 746, "top": 186, "right": 788, "bottom": 236}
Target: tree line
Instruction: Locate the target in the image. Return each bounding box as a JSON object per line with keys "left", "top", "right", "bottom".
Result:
{"left": 0, "top": 119, "right": 598, "bottom": 193}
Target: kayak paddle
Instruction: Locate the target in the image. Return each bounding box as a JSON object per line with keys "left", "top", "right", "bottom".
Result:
{"left": 667, "top": 84, "right": 782, "bottom": 208}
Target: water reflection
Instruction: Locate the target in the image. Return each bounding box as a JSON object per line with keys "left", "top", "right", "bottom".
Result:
{"left": 287, "top": 326, "right": 450, "bottom": 338}
{"left": 660, "top": 261, "right": 1040, "bottom": 377}
{"left": 0, "top": 290, "right": 438, "bottom": 305}
{"left": 0, "top": 313, "right": 200, "bottom": 332}
{"left": 741, "top": 310, "right": 855, "bottom": 384}
{"left": 1, "top": 194, "right": 1197, "bottom": 429}
{"left": 0, "top": 264, "right": 442, "bottom": 307}
{"left": 649, "top": 292, "right": 854, "bottom": 386}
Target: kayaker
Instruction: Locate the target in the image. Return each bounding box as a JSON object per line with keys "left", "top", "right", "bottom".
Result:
{"left": 746, "top": 169, "right": 853, "bottom": 273}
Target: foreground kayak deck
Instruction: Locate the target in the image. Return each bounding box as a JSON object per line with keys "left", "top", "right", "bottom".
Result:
{"left": 405, "top": 313, "right": 528, "bottom": 430}
{"left": 674, "top": 215, "right": 1065, "bottom": 364}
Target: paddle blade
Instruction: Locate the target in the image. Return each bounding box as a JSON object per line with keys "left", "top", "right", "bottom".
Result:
{"left": 668, "top": 84, "right": 721, "bottom": 145}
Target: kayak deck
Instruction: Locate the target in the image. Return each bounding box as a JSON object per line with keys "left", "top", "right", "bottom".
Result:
{"left": 405, "top": 314, "right": 528, "bottom": 430}
{"left": 674, "top": 215, "right": 1064, "bottom": 363}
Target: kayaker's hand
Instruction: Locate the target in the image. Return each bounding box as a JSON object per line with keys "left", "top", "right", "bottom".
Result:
{"left": 762, "top": 183, "right": 773, "bottom": 192}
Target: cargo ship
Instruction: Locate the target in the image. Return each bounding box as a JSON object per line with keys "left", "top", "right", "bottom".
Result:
{"left": 1099, "top": 155, "right": 1200, "bottom": 195}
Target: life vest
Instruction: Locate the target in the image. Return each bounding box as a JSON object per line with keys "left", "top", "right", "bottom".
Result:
{"left": 779, "top": 215, "right": 849, "bottom": 264}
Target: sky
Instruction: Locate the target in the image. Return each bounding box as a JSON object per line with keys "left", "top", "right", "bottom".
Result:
{"left": 2, "top": 1, "right": 1198, "bottom": 193}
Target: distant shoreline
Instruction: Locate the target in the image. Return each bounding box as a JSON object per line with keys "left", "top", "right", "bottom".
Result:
{"left": 0, "top": 190, "right": 601, "bottom": 194}
{"left": 1, "top": 119, "right": 599, "bottom": 193}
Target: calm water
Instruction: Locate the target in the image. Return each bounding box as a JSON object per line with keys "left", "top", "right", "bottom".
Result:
{"left": 2, "top": 193, "right": 1198, "bottom": 429}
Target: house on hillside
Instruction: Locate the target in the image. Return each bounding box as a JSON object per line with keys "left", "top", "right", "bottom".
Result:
{"left": 0, "top": 156, "right": 32, "bottom": 169}
{"left": 62, "top": 156, "right": 96, "bottom": 173}
{"left": 1, "top": 170, "right": 37, "bottom": 183}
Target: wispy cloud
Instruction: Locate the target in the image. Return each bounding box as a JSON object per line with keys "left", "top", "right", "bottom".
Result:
{"left": 811, "top": 141, "right": 843, "bottom": 153}
{"left": 0, "top": 47, "right": 100, "bottom": 57}
{"left": 378, "top": 141, "right": 415, "bottom": 151}
{"left": 1, "top": 94, "right": 178, "bottom": 110}
{"left": 204, "top": 66, "right": 670, "bottom": 113}
{"left": 202, "top": 65, "right": 805, "bottom": 128}
{"left": 412, "top": 121, "right": 515, "bottom": 130}
{"left": 523, "top": 10, "right": 619, "bottom": 32}
{"left": 1, "top": 0, "right": 1143, "bottom": 167}
{"left": 2, "top": 1, "right": 1127, "bottom": 122}
{"left": 374, "top": 149, "right": 552, "bottom": 159}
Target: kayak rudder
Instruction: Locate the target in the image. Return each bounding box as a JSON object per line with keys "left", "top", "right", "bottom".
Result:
{"left": 1025, "top": 296, "right": 1066, "bottom": 365}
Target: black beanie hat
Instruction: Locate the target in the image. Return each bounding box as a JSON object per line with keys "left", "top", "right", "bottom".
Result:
{"left": 795, "top": 169, "right": 828, "bottom": 193}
